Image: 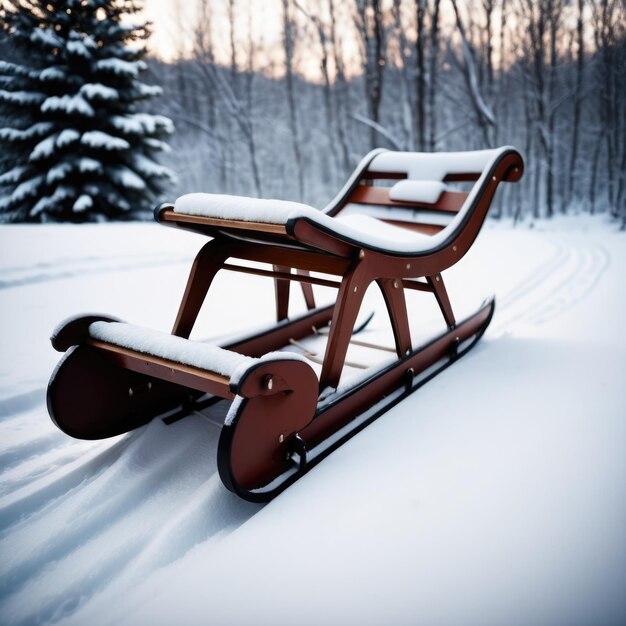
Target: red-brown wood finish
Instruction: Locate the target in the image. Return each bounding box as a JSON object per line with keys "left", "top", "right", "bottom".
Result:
{"left": 48, "top": 148, "right": 523, "bottom": 499}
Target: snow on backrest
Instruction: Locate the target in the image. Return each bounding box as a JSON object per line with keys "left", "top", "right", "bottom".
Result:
{"left": 367, "top": 148, "right": 507, "bottom": 181}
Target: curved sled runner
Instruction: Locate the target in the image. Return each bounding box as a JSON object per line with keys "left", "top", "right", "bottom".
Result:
{"left": 48, "top": 146, "right": 523, "bottom": 501}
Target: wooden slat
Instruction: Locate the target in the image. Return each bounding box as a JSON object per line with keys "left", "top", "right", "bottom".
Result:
{"left": 382, "top": 220, "right": 445, "bottom": 236}
{"left": 222, "top": 263, "right": 341, "bottom": 288}
{"left": 88, "top": 339, "right": 234, "bottom": 399}
{"left": 443, "top": 172, "right": 480, "bottom": 182}
{"left": 364, "top": 172, "right": 480, "bottom": 182}
{"left": 347, "top": 185, "right": 467, "bottom": 213}
{"left": 362, "top": 171, "right": 407, "bottom": 180}
{"left": 161, "top": 208, "right": 287, "bottom": 235}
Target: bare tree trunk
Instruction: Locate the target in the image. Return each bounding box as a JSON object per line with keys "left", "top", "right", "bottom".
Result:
{"left": 282, "top": 0, "right": 304, "bottom": 199}
{"left": 392, "top": 0, "right": 414, "bottom": 149}
{"left": 229, "top": 0, "right": 237, "bottom": 84}
{"left": 416, "top": 0, "right": 426, "bottom": 150}
{"left": 567, "top": 0, "right": 585, "bottom": 209}
{"left": 245, "top": 0, "right": 254, "bottom": 111}
{"left": 355, "top": 0, "right": 385, "bottom": 149}
{"left": 545, "top": 0, "right": 562, "bottom": 219}
{"left": 294, "top": 0, "right": 337, "bottom": 179}
{"left": 483, "top": 0, "right": 495, "bottom": 90}
{"left": 329, "top": 0, "right": 352, "bottom": 172}
{"left": 450, "top": 0, "right": 496, "bottom": 145}
{"left": 589, "top": 129, "right": 605, "bottom": 214}
{"left": 428, "top": 0, "right": 441, "bottom": 152}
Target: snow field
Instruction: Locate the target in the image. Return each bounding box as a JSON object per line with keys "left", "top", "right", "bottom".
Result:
{"left": 0, "top": 217, "right": 624, "bottom": 625}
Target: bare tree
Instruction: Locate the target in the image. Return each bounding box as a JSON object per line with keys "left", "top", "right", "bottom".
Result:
{"left": 354, "top": 0, "right": 385, "bottom": 149}
{"left": 450, "top": 0, "right": 496, "bottom": 145}
{"left": 391, "top": 0, "right": 414, "bottom": 149}
{"left": 415, "top": 0, "right": 426, "bottom": 149}
{"left": 428, "top": 0, "right": 441, "bottom": 151}
{"left": 282, "top": 0, "right": 304, "bottom": 198}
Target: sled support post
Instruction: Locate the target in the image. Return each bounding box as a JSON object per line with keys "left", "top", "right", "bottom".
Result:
{"left": 427, "top": 274, "right": 456, "bottom": 328}
{"left": 273, "top": 264, "right": 291, "bottom": 321}
{"left": 172, "top": 239, "right": 231, "bottom": 338}
{"left": 297, "top": 270, "right": 316, "bottom": 310}
{"left": 319, "top": 261, "right": 370, "bottom": 390}
{"left": 377, "top": 278, "right": 412, "bottom": 357}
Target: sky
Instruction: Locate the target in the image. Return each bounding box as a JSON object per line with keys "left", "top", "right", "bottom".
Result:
{"left": 138, "top": 0, "right": 362, "bottom": 81}
{"left": 140, "top": 0, "right": 287, "bottom": 65}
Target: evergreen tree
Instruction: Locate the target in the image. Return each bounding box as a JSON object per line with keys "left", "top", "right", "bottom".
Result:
{"left": 0, "top": 0, "right": 175, "bottom": 222}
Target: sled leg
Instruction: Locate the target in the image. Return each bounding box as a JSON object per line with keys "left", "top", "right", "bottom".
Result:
{"left": 377, "top": 278, "right": 412, "bottom": 357}
{"left": 273, "top": 265, "right": 291, "bottom": 321}
{"left": 427, "top": 273, "right": 456, "bottom": 328}
{"left": 297, "top": 270, "right": 316, "bottom": 310}
{"left": 319, "top": 262, "right": 370, "bottom": 390}
{"left": 173, "top": 240, "right": 232, "bottom": 338}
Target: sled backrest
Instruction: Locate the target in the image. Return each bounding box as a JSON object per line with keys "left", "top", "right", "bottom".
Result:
{"left": 335, "top": 148, "right": 521, "bottom": 236}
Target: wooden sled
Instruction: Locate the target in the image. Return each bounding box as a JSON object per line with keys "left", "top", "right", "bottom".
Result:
{"left": 47, "top": 146, "right": 523, "bottom": 501}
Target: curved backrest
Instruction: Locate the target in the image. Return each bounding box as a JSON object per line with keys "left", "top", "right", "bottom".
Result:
{"left": 325, "top": 146, "right": 522, "bottom": 237}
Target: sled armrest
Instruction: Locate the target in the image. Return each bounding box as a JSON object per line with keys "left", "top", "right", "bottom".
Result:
{"left": 156, "top": 204, "right": 289, "bottom": 235}
{"left": 87, "top": 321, "right": 313, "bottom": 401}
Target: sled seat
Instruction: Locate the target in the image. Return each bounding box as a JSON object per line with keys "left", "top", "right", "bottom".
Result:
{"left": 88, "top": 321, "right": 311, "bottom": 400}
{"left": 165, "top": 146, "right": 523, "bottom": 258}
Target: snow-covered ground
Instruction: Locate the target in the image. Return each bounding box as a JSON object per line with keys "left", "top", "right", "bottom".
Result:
{"left": 0, "top": 217, "right": 624, "bottom": 626}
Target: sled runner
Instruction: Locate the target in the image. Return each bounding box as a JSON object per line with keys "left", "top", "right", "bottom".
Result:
{"left": 47, "top": 146, "right": 523, "bottom": 501}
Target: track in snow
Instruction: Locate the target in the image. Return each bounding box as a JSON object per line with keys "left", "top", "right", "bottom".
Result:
{"left": 489, "top": 234, "right": 608, "bottom": 334}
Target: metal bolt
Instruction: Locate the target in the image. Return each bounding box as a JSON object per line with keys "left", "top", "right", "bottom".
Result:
{"left": 128, "top": 387, "right": 134, "bottom": 397}
{"left": 435, "top": 275, "right": 440, "bottom": 282}
{"left": 405, "top": 349, "right": 411, "bottom": 356}
{"left": 279, "top": 434, "right": 284, "bottom": 443}
{"left": 453, "top": 246, "right": 457, "bottom": 252}
{"left": 393, "top": 280, "right": 399, "bottom": 289}
{"left": 353, "top": 286, "right": 358, "bottom": 293}
{"left": 359, "top": 249, "right": 365, "bottom": 259}
{"left": 265, "top": 376, "right": 273, "bottom": 391}
{"left": 406, "top": 263, "right": 411, "bottom": 270}
{"left": 492, "top": 176, "right": 497, "bottom": 181}
{"left": 514, "top": 167, "right": 519, "bottom": 172}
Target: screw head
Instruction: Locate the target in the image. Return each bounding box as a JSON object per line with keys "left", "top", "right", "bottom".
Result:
{"left": 279, "top": 434, "right": 284, "bottom": 443}
{"left": 435, "top": 275, "right": 440, "bottom": 282}
{"left": 492, "top": 175, "right": 497, "bottom": 181}
{"left": 406, "top": 263, "right": 411, "bottom": 270}
{"left": 353, "top": 286, "right": 358, "bottom": 293}
{"left": 453, "top": 246, "right": 457, "bottom": 252}
{"left": 265, "top": 375, "right": 273, "bottom": 391}
{"left": 359, "top": 249, "right": 365, "bottom": 259}
{"left": 393, "top": 280, "right": 399, "bottom": 289}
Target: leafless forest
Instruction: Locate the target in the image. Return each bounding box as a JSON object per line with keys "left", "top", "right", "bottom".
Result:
{"left": 149, "top": 0, "right": 624, "bottom": 224}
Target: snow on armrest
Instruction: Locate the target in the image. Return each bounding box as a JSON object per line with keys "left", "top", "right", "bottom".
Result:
{"left": 389, "top": 180, "right": 448, "bottom": 204}
{"left": 88, "top": 322, "right": 313, "bottom": 385}
{"left": 89, "top": 321, "right": 255, "bottom": 378}
{"left": 174, "top": 192, "right": 320, "bottom": 224}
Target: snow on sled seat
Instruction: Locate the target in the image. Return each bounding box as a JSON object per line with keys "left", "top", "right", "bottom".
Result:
{"left": 168, "top": 146, "right": 522, "bottom": 258}
{"left": 48, "top": 145, "right": 524, "bottom": 502}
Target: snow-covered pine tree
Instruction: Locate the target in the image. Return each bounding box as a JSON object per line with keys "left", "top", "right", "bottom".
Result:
{"left": 0, "top": 0, "right": 175, "bottom": 222}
